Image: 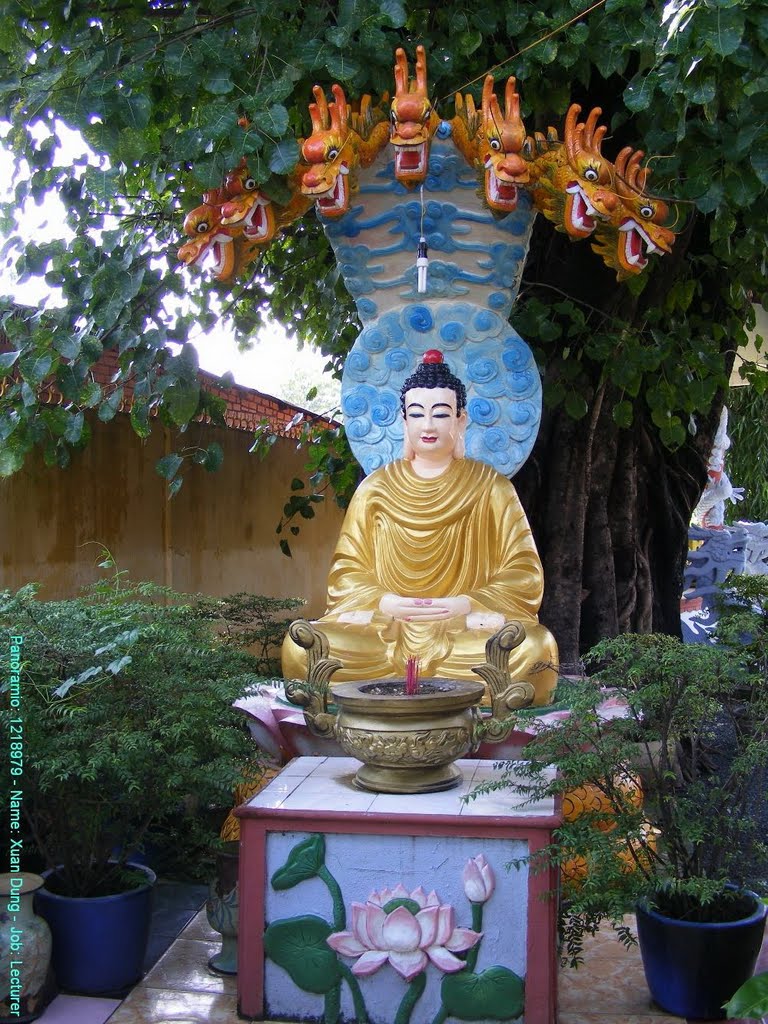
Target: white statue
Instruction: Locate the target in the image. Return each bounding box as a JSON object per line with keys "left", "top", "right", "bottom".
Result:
{"left": 691, "top": 407, "right": 744, "bottom": 529}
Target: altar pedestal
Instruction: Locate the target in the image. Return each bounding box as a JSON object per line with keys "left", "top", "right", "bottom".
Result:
{"left": 236, "top": 756, "right": 560, "bottom": 1024}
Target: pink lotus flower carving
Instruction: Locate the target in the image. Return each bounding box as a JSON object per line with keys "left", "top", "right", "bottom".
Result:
{"left": 326, "top": 883, "right": 481, "bottom": 981}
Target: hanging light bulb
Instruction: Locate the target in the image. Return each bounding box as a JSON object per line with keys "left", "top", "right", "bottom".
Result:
{"left": 416, "top": 183, "right": 429, "bottom": 294}
{"left": 416, "top": 235, "right": 429, "bottom": 294}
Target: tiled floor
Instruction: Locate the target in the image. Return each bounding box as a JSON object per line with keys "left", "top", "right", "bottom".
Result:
{"left": 32, "top": 906, "right": 768, "bottom": 1023}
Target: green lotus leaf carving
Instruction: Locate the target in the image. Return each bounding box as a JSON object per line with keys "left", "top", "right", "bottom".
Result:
{"left": 271, "top": 833, "right": 326, "bottom": 889}
{"left": 263, "top": 914, "right": 342, "bottom": 994}
{"left": 440, "top": 965, "right": 525, "bottom": 1021}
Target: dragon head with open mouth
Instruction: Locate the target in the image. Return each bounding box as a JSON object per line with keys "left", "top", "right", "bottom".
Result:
{"left": 479, "top": 75, "right": 529, "bottom": 213}
{"left": 592, "top": 146, "right": 676, "bottom": 278}
{"left": 178, "top": 187, "right": 240, "bottom": 281}
{"left": 390, "top": 45, "right": 440, "bottom": 188}
{"left": 301, "top": 83, "right": 357, "bottom": 219}
{"left": 219, "top": 159, "right": 276, "bottom": 244}
{"left": 530, "top": 104, "right": 616, "bottom": 239}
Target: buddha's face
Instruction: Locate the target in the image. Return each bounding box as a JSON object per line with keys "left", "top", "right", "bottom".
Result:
{"left": 403, "top": 387, "right": 466, "bottom": 462}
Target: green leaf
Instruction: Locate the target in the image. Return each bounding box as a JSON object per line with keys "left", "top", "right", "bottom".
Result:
{"left": 325, "top": 53, "right": 361, "bottom": 81}
{"left": 379, "top": 0, "right": 406, "bottom": 27}
{"left": 170, "top": 342, "right": 200, "bottom": 381}
{"left": 156, "top": 453, "right": 183, "bottom": 480}
{"left": 272, "top": 834, "right": 325, "bottom": 889}
{"left": 263, "top": 915, "right": 341, "bottom": 995}
{"left": 202, "top": 441, "right": 223, "bottom": 472}
{"left": 64, "top": 410, "right": 84, "bottom": 444}
{"left": 98, "top": 388, "right": 124, "bottom": 422}
{"left": 0, "top": 443, "right": 25, "bottom": 477}
{"left": 41, "top": 407, "right": 70, "bottom": 436}
{"left": 122, "top": 92, "right": 152, "bottom": 130}
{"left": 204, "top": 68, "right": 234, "bottom": 95}
{"left": 31, "top": 353, "right": 53, "bottom": 383}
{"left": 441, "top": 965, "right": 525, "bottom": 1020}
{"left": 268, "top": 138, "right": 300, "bottom": 175}
{"left": 164, "top": 380, "right": 200, "bottom": 426}
{"left": 52, "top": 334, "right": 81, "bottom": 359}
{"left": 80, "top": 380, "right": 102, "bottom": 408}
{"left": 290, "top": 477, "right": 304, "bottom": 491}
{"left": 694, "top": 6, "right": 744, "bottom": 57}
{"left": 564, "top": 392, "right": 588, "bottom": 420}
{"left": 130, "top": 401, "right": 151, "bottom": 439}
{"left": 0, "top": 350, "right": 20, "bottom": 371}
{"left": 723, "top": 970, "right": 768, "bottom": 1018}
{"left": 612, "top": 401, "right": 633, "bottom": 429}
{"left": 686, "top": 76, "right": 716, "bottom": 106}
{"left": 751, "top": 144, "right": 768, "bottom": 186}
{"left": 458, "top": 29, "right": 483, "bottom": 56}
{"left": 263, "top": 104, "right": 289, "bottom": 137}
{"left": 623, "top": 77, "right": 652, "bottom": 113}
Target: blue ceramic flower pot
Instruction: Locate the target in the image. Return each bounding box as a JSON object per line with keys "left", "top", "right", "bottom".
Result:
{"left": 34, "top": 863, "right": 155, "bottom": 996}
{"left": 636, "top": 890, "right": 767, "bottom": 1020}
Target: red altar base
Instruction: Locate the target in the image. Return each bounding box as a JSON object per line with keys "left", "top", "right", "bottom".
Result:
{"left": 235, "top": 756, "right": 560, "bottom": 1024}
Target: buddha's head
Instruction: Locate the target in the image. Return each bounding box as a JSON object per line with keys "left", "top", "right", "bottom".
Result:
{"left": 400, "top": 350, "right": 468, "bottom": 466}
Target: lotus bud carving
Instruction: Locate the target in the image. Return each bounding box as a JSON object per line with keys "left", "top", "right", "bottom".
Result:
{"left": 462, "top": 853, "right": 496, "bottom": 904}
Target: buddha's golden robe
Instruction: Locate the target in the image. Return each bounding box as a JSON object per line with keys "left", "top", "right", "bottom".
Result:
{"left": 282, "top": 457, "right": 558, "bottom": 705}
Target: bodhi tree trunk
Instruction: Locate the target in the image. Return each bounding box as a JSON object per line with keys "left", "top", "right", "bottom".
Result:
{"left": 507, "top": 210, "right": 735, "bottom": 669}
{"left": 516, "top": 380, "right": 717, "bottom": 669}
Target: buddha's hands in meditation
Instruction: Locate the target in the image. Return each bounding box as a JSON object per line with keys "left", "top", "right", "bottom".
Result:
{"left": 379, "top": 593, "right": 472, "bottom": 621}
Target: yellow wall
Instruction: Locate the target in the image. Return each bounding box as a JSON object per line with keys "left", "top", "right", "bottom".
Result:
{"left": 0, "top": 414, "right": 344, "bottom": 618}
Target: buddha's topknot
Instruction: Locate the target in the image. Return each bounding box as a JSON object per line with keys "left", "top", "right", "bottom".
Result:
{"left": 399, "top": 350, "right": 467, "bottom": 414}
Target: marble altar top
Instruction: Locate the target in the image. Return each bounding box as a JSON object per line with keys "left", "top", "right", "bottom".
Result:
{"left": 245, "top": 756, "right": 557, "bottom": 820}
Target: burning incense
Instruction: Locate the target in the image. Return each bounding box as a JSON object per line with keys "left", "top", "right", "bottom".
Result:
{"left": 405, "top": 656, "right": 420, "bottom": 695}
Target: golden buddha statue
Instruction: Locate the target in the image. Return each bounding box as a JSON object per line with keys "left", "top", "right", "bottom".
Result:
{"left": 282, "top": 351, "right": 558, "bottom": 705}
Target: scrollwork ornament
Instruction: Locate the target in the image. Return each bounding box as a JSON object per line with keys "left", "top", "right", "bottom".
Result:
{"left": 286, "top": 620, "right": 341, "bottom": 736}
{"left": 471, "top": 621, "right": 534, "bottom": 741}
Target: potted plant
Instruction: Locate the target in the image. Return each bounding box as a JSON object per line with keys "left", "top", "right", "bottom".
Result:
{"left": 475, "top": 575, "right": 768, "bottom": 1020}
{"left": 0, "top": 570, "right": 268, "bottom": 995}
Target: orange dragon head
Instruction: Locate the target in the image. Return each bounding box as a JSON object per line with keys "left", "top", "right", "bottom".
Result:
{"left": 178, "top": 187, "right": 240, "bottom": 281}
{"left": 592, "top": 146, "right": 676, "bottom": 277}
{"left": 390, "top": 45, "right": 438, "bottom": 187}
{"left": 479, "top": 75, "right": 529, "bottom": 212}
{"left": 218, "top": 159, "right": 277, "bottom": 246}
{"left": 529, "top": 105, "right": 617, "bottom": 239}
{"left": 301, "top": 84, "right": 356, "bottom": 219}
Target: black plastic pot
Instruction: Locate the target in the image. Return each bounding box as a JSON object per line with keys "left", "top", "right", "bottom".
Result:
{"left": 636, "top": 889, "right": 767, "bottom": 1020}
{"left": 34, "top": 863, "right": 155, "bottom": 996}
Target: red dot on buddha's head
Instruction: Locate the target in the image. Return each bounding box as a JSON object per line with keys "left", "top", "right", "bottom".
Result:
{"left": 422, "top": 349, "right": 444, "bottom": 365}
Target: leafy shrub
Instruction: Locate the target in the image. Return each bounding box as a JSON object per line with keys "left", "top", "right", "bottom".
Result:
{"left": 472, "top": 577, "right": 768, "bottom": 965}
{"left": 1, "top": 575, "right": 271, "bottom": 897}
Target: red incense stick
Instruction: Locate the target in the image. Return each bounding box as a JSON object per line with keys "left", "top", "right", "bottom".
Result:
{"left": 405, "top": 656, "right": 420, "bottom": 695}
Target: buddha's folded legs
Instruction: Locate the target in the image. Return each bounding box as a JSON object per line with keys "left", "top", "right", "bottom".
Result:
{"left": 281, "top": 614, "right": 558, "bottom": 706}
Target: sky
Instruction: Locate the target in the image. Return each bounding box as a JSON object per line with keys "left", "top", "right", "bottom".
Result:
{"left": 0, "top": 123, "right": 334, "bottom": 405}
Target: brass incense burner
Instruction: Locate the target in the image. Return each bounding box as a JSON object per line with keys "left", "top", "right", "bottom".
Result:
{"left": 286, "top": 620, "right": 535, "bottom": 794}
